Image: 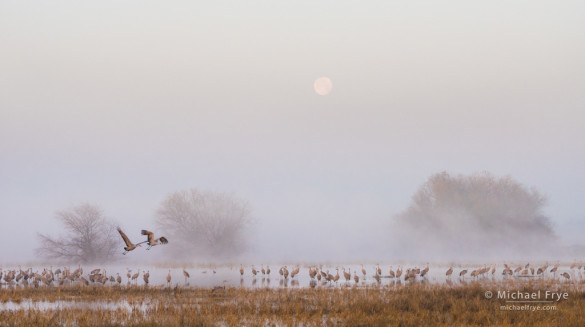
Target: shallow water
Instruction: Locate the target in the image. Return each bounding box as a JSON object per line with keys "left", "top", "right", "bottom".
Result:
{"left": 0, "top": 263, "right": 581, "bottom": 290}
{"left": 0, "top": 299, "right": 154, "bottom": 312}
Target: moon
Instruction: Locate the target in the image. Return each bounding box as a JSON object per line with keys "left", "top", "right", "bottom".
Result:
{"left": 314, "top": 77, "right": 333, "bottom": 96}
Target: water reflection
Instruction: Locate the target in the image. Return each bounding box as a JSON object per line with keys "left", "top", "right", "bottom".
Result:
{"left": 0, "top": 264, "right": 578, "bottom": 290}
{"left": 0, "top": 300, "right": 153, "bottom": 312}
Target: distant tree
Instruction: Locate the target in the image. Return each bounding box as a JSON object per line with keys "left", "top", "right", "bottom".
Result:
{"left": 36, "top": 203, "right": 118, "bottom": 264}
{"left": 155, "top": 189, "right": 253, "bottom": 259}
{"left": 393, "top": 172, "right": 556, "bottom": 258}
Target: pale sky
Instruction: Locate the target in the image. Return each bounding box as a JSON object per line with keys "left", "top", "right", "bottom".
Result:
{"left": 1, "top": 0, "right": 584, "bottom": 263}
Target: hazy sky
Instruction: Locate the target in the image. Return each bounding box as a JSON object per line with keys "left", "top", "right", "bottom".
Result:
{"left": 1, "top": 0, "right": 584, "bottom": 263}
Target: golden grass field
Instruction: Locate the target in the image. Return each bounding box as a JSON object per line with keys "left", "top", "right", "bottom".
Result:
{"left": 2, "top": 278, "right": 585, "bottom": 327}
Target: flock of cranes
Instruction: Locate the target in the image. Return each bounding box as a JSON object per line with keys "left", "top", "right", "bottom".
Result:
{"left": 1, "top": 262, "right": 583, "bottom": 289}
{"left": 445, "top": 262, "right": 577, "bottom": 280}
{"left": 117, "top": 228, "right": 168, "bottom": 255}
{"left": 237, "top": 264, "right": 430, "bottom": 286}
{"left": 236, "top": 261, "right": 585, "bottom": 287}
{"left": 0, "top": 228, "right": 177, "bottom": 288}
{"left": 0, "top": 266, "right": 189, "bottom": 288}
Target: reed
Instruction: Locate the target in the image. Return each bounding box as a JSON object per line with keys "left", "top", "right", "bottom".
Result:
{"left": 1, "top": 280, "right": 584, "bottom": 326}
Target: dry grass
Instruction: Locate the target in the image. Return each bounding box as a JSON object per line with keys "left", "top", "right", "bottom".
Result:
{"left": 1, "top": 279, "right": 585, "bottom": 326}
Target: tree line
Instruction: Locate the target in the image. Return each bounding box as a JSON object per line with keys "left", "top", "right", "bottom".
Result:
{"left": 37, "top": 189, "right": 252, "bottom": 264}
{"left": 37, "top": 172, "right": 556, "bottom": 263}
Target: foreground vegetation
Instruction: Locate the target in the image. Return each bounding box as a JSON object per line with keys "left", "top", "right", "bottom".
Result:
{"left": 2, "top": 279, "right": 585, "bottom": 326}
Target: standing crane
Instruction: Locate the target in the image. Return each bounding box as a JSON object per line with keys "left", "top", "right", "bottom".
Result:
{"left": 446, "top": 267, "right": 453, "bottom": 277}
{"left": 343, "top": 268, "right": 351, "bottom": 282}
{"left": 420, "top": 265, "right": 429, "bottom": 278}
{"left": 211, "top": 280, "right": 228, "bottom": 293}
{"left": 396, "top": 266, "right": 403, "bottom": 279}
{"left": 131, "top": 269, "right": 140, "bottom": 284}
{"left": 283, "top": 266, "right": 289, "bottom": 279}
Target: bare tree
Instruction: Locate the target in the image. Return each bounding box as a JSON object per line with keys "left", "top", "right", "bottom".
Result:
{"left": 392, "top": 171, "right": 557, "bottom": 259}
{"left": 37, "top": 203, "right": 118, "bottom": 264}
{"left": 155, "top": 189, "right": 253, "bottom": 259}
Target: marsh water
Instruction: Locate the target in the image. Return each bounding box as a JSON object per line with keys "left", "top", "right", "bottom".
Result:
{"left": 1, "top": 263, "right": 580, "bottom": 290}
{"left": 0, "top": 299, "right": 155, "bottom": 312}
{"left": 1, "top": 262, "right": 581, "bottom": 312}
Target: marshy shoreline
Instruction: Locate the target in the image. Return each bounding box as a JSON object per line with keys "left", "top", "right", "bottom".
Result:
{"left": 2, "top": 279, "right": 585, "bottom": 326}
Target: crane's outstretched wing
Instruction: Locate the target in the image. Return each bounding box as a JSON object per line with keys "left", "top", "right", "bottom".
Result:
{"left": 117, "top": 228, "right": 133, "bottom": 247}
{"left": 141, "top": 230, "right": 154, "bottom": 243}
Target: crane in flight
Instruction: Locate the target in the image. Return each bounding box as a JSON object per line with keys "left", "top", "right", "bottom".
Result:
{"left": 117, "top": 227, "right": 142, "bottom": 255}
{"left": 137, "top": 230, "right": 169, "bottom": 250}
